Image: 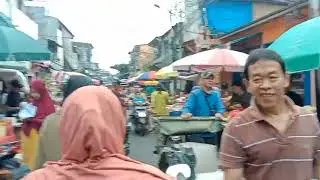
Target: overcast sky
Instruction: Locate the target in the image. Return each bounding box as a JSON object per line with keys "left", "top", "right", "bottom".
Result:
{"left": 46, "top": 0, "right": 173, "bottom": 70}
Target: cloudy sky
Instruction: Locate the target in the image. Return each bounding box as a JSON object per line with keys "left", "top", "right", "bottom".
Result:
{"left": 46, "top": 0, "right": 173, "bottom": 70}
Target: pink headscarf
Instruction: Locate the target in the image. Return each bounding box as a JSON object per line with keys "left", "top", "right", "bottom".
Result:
{"left": 22, "top": 80, "right": 55, "bottom": 136}
{"left": 24, "top": 86, "right": 172, "bottom": 180}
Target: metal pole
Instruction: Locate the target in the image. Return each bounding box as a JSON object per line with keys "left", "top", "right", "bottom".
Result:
{"left": 308, "top": 0, "right": 320, "bottom": 120}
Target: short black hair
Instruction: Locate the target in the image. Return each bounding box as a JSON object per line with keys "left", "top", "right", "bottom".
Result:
{"left": 244, "top": 48, "right": 285, "bottom": 80}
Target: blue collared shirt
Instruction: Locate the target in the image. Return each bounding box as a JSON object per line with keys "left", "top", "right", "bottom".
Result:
{"left": 182, "top": 88, "right": 225, "bottom": 116}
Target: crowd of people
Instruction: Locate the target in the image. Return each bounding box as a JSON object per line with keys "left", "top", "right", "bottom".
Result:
{"left": 0, "top": 48, "right": 317, "bottom": 180}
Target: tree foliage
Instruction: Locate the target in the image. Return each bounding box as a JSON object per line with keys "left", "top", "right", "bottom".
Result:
{"left": 111, "top": 64, "right": 130, "bottom": 79}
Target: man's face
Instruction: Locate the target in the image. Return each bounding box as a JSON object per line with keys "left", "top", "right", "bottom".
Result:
{"left": 201, "top": 76, "right": 215, "bottom": 88}
{"left": 247, "top": 60, "right": 289, "bottom": 109}
{"left": 134, "top": 88, "right": 140, "bottom": 94}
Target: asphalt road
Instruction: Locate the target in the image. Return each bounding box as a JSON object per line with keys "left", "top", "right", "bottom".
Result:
{"left": 128, "top": 131, "right": 159, "bottom": 167}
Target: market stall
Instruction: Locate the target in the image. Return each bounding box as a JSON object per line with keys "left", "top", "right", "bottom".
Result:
{"left": 170, "top": 48, "right": 248, "bottom": 90}
{"left": 137, "top": 71, "right": 156, "bottom": 81}
{"left": 172, "top": 48, "right": 248, "bottom": 72}
{"left": 139, "top": 81, "right": 159, "bottom": 86}
{"left": 0, "top": 26, "right": 52, "bottom": 61}
{"left": 155, "top": 65, "right": 178, "bottom": 80}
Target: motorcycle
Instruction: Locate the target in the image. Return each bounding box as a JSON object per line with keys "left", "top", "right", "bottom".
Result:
{"left": 130, "top": 99, "right": 149, "bottom": 136}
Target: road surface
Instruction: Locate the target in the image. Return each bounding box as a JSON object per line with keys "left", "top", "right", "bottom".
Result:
{"left": 128, "top": 131, "right": 158, "bottom": 167}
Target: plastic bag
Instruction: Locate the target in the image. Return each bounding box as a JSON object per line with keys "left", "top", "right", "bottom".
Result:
{"left": 158, "top": 144, "right": 197, "bottom": 180}
{"left": 18, "top": 103, "right": 37, "bottom": 120}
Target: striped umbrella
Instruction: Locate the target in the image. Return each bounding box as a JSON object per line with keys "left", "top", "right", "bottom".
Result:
{"left": 127, "top": 73, "right": 143, "bottom": 83}
{"left": 155, "top": 65, "right": 178, "bottom": 79}
{"left": 137, "top": 71, "right": 156, "bottom": 81}
{"left": 173, "top": 48, "right": 248, "bottom": 72}
{"left": 138, "top": 81, "right": 159, "bottom": 86}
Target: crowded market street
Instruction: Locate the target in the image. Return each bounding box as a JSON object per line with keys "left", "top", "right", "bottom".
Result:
{"left": 0, "top": 0, "right": 320, "bottom": 180}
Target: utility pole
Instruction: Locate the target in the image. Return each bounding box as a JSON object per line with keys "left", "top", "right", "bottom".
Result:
{"left": 171, "top": 0, "right": 184, "bottom": 63}
{"left": 308, "top": 0, "right": 320, "bottom": 120}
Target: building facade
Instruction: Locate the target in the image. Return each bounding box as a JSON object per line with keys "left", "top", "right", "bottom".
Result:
{"left": 205, "top": 0, "right": 289, "bottom": 35}
{"left": 147, "top": 22, "right": 183, "bottom": 69}
{"left": 23, "top": 5, "right": 76, "bottom": 70}
{"left": 129, "top": 44, "right": 155, "bottom": 74}
{"left": 0, "top": 0, "right": 38, "bottom": 39}
{"left": 72, "top": 42, "right": 94, "bottom": 71}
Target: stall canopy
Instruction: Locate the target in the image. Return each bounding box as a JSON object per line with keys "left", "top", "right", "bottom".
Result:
{"left": 0, "top": 26, "right": 52, "bottom": 61}
{"left": 155, "top": 65, "right": 178, "bottom": 79}
{"left": 269, "top": 16, "right": 320, "bottom": 73}
{"left": 0, "top": 61, "right": 31, "bottom": 73}
{"left": 127, "top": 73, "right": 143, "bottom": 83}
{"left": 137, "top": 71, "right": 156, "bottom": 81}
{"left": 173, "top": 48, "right": 248, "bottom": 72}
{"left": 139, "top": 81, "right": 159, "bottom": 86}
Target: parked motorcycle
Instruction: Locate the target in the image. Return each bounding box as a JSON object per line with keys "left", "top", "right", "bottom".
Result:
{"left": 130, "top": 100, "right": 149, "bottom": 136}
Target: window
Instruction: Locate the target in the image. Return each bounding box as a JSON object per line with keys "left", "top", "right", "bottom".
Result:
{"left": 72, "top": 46, "right": 77, "bottom": 53}
{"left": 17, "top": 0, "right": 24, "bottom": 10}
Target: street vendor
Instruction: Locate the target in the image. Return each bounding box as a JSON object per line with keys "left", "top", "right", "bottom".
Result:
{"left": 151, "top": 87, "right": 170, "bottom": 116}
{"left": 181, "top": 72, "right": 225, "bottom": 119}
{"left": 181, "top": 72, "right": 225, "bottom": 145}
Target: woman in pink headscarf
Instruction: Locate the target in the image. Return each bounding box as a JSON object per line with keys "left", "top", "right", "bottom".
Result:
{"left": 21, "top": 80, "right": 55, "bottom": 170}
{"left": 24, "top": 86, "right": 172, "bottom": 180}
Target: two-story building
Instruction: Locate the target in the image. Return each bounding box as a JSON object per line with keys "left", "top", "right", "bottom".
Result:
{"left": 146, "top": 22, "right": 183, "bottom": 69}
{"left": 72, "top": 42, "right": 94, "bottom": 71}
{"left": 23, "top": 4, "right": 76, "bottom": 71}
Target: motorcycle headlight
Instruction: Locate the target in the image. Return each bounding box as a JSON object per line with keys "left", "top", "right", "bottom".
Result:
{"left": 138, "top": 112, "right": 147, "bottom": 117}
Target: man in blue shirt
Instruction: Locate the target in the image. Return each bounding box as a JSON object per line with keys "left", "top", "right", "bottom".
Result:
{"left": 181, "top": 72, "right": 225, "bottom": 146}
{"left": 182, "top": 72, "right": 225, "bottom": 118}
